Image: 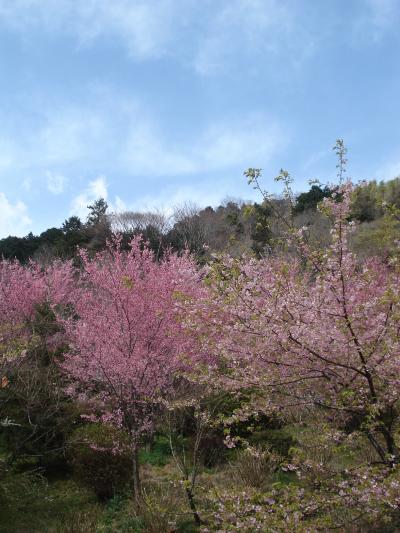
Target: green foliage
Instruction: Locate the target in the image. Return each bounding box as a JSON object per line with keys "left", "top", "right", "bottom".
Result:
{"left": 294, "top": 185, "right": 332, "bottom": 214}
{"left": 249, "top": 202, "right": 274, "bottom": 256}
{"left": 0, "top": 346, "right": 75, "bottom": 472}
{"left": 249, "top": 428, "right": 297, "bottom": 457}
{"left": 87, "top": 198, "right": 108, "bottom": 226}
{"left": 0, "top": 232, "right": 41, "bottom": 262}
{"left": 68, "top": 424, "right": 132, "bottom": 500}
{"left": 0, "top": 217, "right": 88, "bottom": 261}
{"left": 0, "top": 474, "right": 99, "bottom": 533}
{"left": 97, "top": 495, "right": 142, "bottom": 532}
{"left": 0, "top": 459, "right": 46, "bottom": 521}
{"left": 139, "top": 435, "right": 171, "bottom": 467}
{"left": 234, "top": 446, "right": 282, "bottom": 488}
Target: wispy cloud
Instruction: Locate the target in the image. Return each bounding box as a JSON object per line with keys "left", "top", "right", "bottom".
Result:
{"left": 0, "top": 0, "right": 315, "bottom": 75}
{"left": 194, "top": 0, "right": 314, "bottom": 76}
{"left": 37, "top": 110, "right": 104, "bottom": 166}
{"left": 22, "top": 178, "right": 33, "bottom": 192}
{"left": 121, "top": 122, "right": 196, "bottom": 176}
{"left": 0, "top": 192, "right": 32, "bottom": 237}
{"left": 120, "top": 183, "right": 234, "bottom": 218}
{"left": 70, "top": 176, "right": 108, "bottom": 219}
{"left": 0, "top": 0, "right": 191, "bottom": 60}
{"left": 200, "top": 116, "right": 284, "bottom": 169}
{"left": 0, "top": 88, "right": 286, "bottom": 188}
{"left": 0, "top": 105, "right": 105, "bottom": 177}
{"left": 122, "top": 114, "right": 286, "bottom": 177}
{"left": 352, "top": 0, "right": 400, "bottom": 42}
{"left": 0, "top": 137, "right": 17, "bottom": 174}
{"left": 70, "top": 177, "right": 138, "bottom": 220}
{"left": 46, "top": 171, "right": 66, "bottom": 194}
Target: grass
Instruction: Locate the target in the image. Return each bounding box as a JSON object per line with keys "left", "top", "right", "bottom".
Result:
{"left": 139, "top": 435, "right": 171, "bottom": 467}
{"left": 1, "top": 423, "right": 388, "bottom": 532}
{"left": 0, "top": 478, "right": 101, "bottom": 533}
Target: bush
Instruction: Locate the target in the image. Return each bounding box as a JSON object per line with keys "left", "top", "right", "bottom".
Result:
{"left": 97, "top": 495, "right": 141, "bottom": 533}
{"left": 97, "top": 487, "right": 196, "bottom": 533}
{"left": 0, "top": 459, "right": 47, "bottom": 523}
{"left": 197, "top": 432, "right": 229, "bottom": 467}
{"left": 68, "top": 424, "right": 132, "bottom": 500}
{"left": 139, "top": 435, "right": 171, "bottom": 467}
{"left": 249, "top": 428, "right": 296, "bottom": 457}
{"left": 0, "top": 471, "right": 99, "bottom": 533}
{"left": 234, "top": 446, "right": 282, "bottom": 488}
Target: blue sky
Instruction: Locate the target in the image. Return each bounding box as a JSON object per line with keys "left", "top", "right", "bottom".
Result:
{"left": 0, "top": 0, "right": 400, "bottom": 237}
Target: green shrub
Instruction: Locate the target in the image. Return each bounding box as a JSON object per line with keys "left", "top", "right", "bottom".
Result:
{"left": 68, "top": 424, "right": 132, "bottom": 500}
{"left": 139, "top": 435, "right": 171, "bottom": 467}
{"left": 234, "top": 446, "right": 282, "bottom": 488}
{"left": 249, "top": 428, "right": 296, "bottom": 457}
{"left": 97, "top": 495, "right": 141, "bottom": 533}
{"left": 0, "top": 459, "right": 47, "bottom": 521}
{"left": 0, "top": 471, "right": 99, "bottom": 533}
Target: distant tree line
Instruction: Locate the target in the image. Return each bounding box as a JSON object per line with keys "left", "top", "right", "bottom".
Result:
{"left": 1, "top": 177, "right": 399, "bottom": 263}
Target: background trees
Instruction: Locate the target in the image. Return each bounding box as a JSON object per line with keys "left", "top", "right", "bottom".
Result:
{"left": 2, "top": 176, "right": 400, "bottom": 263}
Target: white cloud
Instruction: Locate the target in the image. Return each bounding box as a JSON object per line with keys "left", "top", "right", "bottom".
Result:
{"left": 353, "top": 0, "right": 400, "bottom": 42}
{"left": 122, "top": 184, "right": 230, "bottom": 219}
{"left": 114, "top": 195, "right": 128, "bottom": 212}
{"left": 0, "top": 192, "right": 32, "bottom": 238}
{"left": 71, "top": 177, "right": 134, "bottom": 220}
{"left": 122, "top": 122, "right": 196, "bottom": 176}
{"left": 122, "top": 114, "right": 286, "bottom": 177}
{"left": 75, "top": 0, "right": 180, "bottom": 59}
{"left": 201, "top": 117, "right": 284, "bottom": 169}
{"left": 0, "top": 0, "right": 314, "bottom": 74}
{"left": 37, "top": 109, "right": 105, "bottom": 166}
{"left": 71, "top": 176, "right": 108, "bottom": 219}
{"left": 0, "top": 105, "right": 107, "bottom": 178}
{"left": 0, "top": 0, "right": 190, "bottom": 60}
{"left": 194, "top": 0, "right": 313, "bottom": 76}
{"left": 46, "top": 171, "right": 66, "bottom": 194}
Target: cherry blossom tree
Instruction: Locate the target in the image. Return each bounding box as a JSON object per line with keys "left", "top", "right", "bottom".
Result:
{"left": 0, "top": 258, "right": 74, "bottom": 347}
{"left": 61, "top": 237, "right": 204, "bottom": 501}
{"left": 193, "top": 180, "right": 400, "bottom": 465}
{"left": 0, "top": 258, "right": 75, "bottom": 453}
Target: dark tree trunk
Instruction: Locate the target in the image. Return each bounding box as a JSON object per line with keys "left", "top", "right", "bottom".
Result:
{"left": 185, "top": 485, "right": 202, "bottom": 526}
{"left": 380, "top": 425, "right": 400, "bottom": 466}
{"left": 132, "top": 443, "right": 141, "bottom": 503}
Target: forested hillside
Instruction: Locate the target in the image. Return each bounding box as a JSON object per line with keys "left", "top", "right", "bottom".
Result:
{"left": 2, "top": 175, "right": 400, "bottom": 264}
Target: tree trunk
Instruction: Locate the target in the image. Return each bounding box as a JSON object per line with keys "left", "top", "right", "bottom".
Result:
{"left": 185, "top": 485, "right": 202, "bottom": 526}
{"left": 380, "top": 425, "right": 400, "bottom": 466}
{"left": 132, "top": 443, "right": 141, "bottom": 504}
